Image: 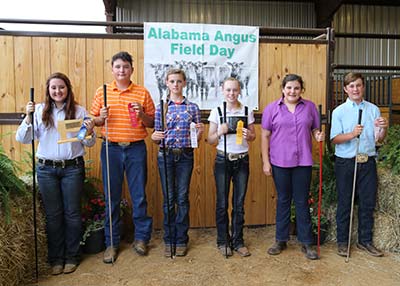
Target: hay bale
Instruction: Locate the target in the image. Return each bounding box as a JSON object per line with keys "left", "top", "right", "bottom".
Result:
{"left": 373, "top": 212, "right": 400, "bottom": 252}
{"left": 0, "top": 195, "right": 48, "bottom": 286}
{"left": 375, "top": 167, "right": 400, "bottom": 252}
{"left": 377, "top": 168, "right": 400, "bottom": 219}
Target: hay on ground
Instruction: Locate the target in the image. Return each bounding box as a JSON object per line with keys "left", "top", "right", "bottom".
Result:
{"left": 0, "top": 195, "right": 48, "bottom": 286}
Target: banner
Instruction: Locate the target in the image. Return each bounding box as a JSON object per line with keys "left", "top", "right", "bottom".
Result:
{"left": 144, "top": 22, "right": 259, "bottom": 110}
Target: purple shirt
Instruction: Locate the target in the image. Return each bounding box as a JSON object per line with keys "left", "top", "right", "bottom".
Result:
{"left": 261, "top": 97, "right": 319, "bottom": 168}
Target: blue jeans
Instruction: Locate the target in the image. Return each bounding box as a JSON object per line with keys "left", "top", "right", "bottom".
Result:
{"left": 157, "top": 149, "right": 194, "bottom": 246}
{"left": 271, "top": 165, "right": 313, "bottom": 245}
{"left": 101, "top": 141, "right": 152, "bottom": 247}
{"left": 214, "top": 154, "right": 249, "bottom": 249}
{"left": 36, "top": 160, "right": 84, "bottom": 266}
{"left": 335, "top": 156, "right": 377, "bottom": 245}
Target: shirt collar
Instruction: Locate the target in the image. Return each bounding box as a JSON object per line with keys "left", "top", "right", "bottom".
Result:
{"left": 345, "top": 97, "right": 365, "bottom": 108}
{"left": 278, "top": 96, "right": 305, "bottom": 105}
{"left": 51, "top": 102, "right": 66, "bottom": 110}
{"left": 167, "top": 96, "right": 188, "bottom": 105}
{"left": 111, "top": 80, "right": 134, "bottom": 92}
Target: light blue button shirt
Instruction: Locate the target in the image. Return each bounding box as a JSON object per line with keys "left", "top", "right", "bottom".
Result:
{"left": 330, "top": 98, "right": 380, "bottom": 158}
{"left": 16, "top": 103, "right": 96, "bottom": 160}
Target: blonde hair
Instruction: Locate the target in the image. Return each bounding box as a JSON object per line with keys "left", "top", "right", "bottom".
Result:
{"left": 222, "top": 77, "right": 241, "bottom": 90}
{"left": 166, "top": 68, "right": 186, "bottom": 81}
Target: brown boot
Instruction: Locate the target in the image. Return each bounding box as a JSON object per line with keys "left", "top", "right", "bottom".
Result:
{"left": 235, "top": 246, "right": 251, "bottom": 257}
{"left": 356, "top": 242, "right": 384, "bottom": 257}
{"left": 133, "top": 240, "right": 148, "bottom": 256}
{"left": 267, "top": 241, "right": 287, "bottom": 255}
{"left": 103, "top": 246, "right": 118, "bottom": 263}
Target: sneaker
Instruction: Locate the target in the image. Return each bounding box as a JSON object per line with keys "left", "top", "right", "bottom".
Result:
{"left": 337, "top": 243, "right": 348, "bottom": 257}
{"left": 103, "top": 246, "right": 118, "bottom": 263}
{"left": 63, "top": 263, "right": 78, "bottom": 274}
{"left": 235, "top": 246, "right": 251, "bottom": 257}
{"left": 133, "top": 240, "right": 148, "bottom": 256}
{"left": 301, "top": 245, "right": 318, "bottom": 260}
{"left": 175, "top": 246, "right": 188, "bottom": 257}
{"left": 51, "top": 265, "right": 63, "bottom": 276}
{"left": 218, "top": 245, "right": 233, "bottom": 257}
{"left": 164, "top": 245, "right": 174, "bottom": 257}
{"left": 356, "top": 242, "right": 384, "bottom": 257}
{"left": 267, "top": 241, "right": 287, "bottom": 255}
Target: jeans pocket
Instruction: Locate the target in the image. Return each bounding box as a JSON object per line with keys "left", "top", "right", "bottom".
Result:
{"left": 182, "top": 151, "right": 194, "bottom": 160}
{"left": 215, "top": 154, "right": 225, "bottom": 164}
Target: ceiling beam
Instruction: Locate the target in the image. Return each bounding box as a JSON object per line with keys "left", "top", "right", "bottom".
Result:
{"left": 315, "top": 0, "right": 344, "bottom": 28}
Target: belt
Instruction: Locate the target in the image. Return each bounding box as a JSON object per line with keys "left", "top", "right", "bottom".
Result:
{"left": 217, "top": 150, "right": 248, "bottom": 161}
{"left": 336, "top": 154, "right": 373, "bottom": 164}
{"left": 160, "top": 148, "right": 193, "bottom": 155}
{"left": 38, "top": 156, "right": 84, "bottom": 168}
{"left": 104, "top": 139, "right": 144, "bottom": 147}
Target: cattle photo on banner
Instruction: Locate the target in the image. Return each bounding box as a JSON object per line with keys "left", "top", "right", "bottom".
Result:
{"left": 144, "top": 22, "right": 259, "bottom": 110}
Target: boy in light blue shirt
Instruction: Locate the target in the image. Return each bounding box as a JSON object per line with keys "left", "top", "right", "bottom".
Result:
{"left": 330, "top": 72, "right": 388, "bottom": 258}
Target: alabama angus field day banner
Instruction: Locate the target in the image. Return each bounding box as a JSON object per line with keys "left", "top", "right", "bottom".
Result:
{"left": 144, "top": 22, "right": 259, "bottom": 110}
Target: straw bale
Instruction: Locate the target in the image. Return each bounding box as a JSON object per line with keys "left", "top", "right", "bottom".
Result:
{"left": 373, "top": 212, "right": 400, "bottom": 252}
{"left": 375, "top": 167, "right": 400, "bottom": 252}
{"left": 0, "top": 195, "right": 48, "bottom": 286}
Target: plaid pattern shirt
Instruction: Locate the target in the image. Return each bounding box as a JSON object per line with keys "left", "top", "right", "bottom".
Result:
{"left": 154, "top": 97, "right": 201, "bottom": 148}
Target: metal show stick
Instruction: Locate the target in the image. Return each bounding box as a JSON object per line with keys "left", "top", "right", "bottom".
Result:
{"left": 103, "top": 84, "right": 114, "bottom": 264}
{"left": 160, "top": 99, "right": 174, "bottom": 258}
{"left": 223, "top": 101, "right": 229, "bottom": 259}
{"left": 317, "top": 104, "right": 323, "bottom": 257}
{"left": 30, "top": 88, "right": 39, "bottom": 281}
{"left": 346, "top": 109, "right": 363, "bottom": 263}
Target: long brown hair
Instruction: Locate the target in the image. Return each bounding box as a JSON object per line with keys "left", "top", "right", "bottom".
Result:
{"left": 42, "top": 72, "right": 77, "bottom": 128}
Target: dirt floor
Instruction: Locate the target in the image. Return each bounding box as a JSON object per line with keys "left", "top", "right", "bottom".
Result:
{"left": 35, "top": 226, "right": 400, "bottom": 286}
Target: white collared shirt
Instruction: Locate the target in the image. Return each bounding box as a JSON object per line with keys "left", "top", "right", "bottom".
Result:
{"left": 16, "top": 103, "right": 96, "bottom": 160}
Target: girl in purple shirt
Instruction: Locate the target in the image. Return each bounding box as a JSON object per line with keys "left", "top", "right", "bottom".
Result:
{"left": 261, "top": 74, "right": 324, "bottom": 260}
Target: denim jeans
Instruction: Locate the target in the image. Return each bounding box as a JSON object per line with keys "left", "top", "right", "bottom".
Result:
{"left": 214, "top": 154, "right": 249, "bottom": 249}
{"left": 101, "top": 141, "right": 152, "bottom": 247}
{"left": 36, "top": 160, "right": 84, "bottom": 266}
{"left": 157, "top": 149, "right": 194, "bottom": 246}
{"left": 335, "top": 156, "right": 377, "bottom": 245}
{"left": 271, "top": 165, "right": 313, "bottom": 245}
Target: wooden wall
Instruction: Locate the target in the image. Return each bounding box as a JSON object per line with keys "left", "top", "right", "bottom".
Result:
{"left": 0, "top": 35, "right": 327, "bottom": 229}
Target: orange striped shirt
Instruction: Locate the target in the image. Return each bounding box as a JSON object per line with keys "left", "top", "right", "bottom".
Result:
{"left": 90, "top": 80, "right": 155, "bottom": 142}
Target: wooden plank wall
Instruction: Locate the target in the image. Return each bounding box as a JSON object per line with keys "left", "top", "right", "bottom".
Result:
{"left": 0, "top": 35, "right": 327, "bottom": 229}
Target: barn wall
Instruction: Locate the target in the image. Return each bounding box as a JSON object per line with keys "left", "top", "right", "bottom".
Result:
{"left": 0, "top": 34, "right": 327, "bottom": 228}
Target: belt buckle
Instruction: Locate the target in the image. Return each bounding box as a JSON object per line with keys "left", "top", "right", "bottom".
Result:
{"left": 52, "top": 160, "right": 65, "bottom": 168}
{"left": 228, "top": 153, "right": 238, "bottom": 161}
{"left": 238, "top": 153, "right": 247, "bottom": 159}
{"left": 356, "top": 153, "right": 368, "bottom": 163}
{"left": 171, "top": 149, "right": 182, "bottom": 155}
{"left": 118, "top": 142, "right": 130, "bottom": 147}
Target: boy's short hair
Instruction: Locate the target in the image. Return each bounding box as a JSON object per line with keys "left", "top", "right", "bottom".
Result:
{"left": 111, "top": 51, "right": 133, "bottom": 67}
{"left": 343, "top": 72, "right": 364, "bottom": 86}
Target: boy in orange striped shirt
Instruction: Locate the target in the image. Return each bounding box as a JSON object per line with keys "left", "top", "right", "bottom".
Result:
{"left": 91, "top": 51, "right": 155, "bottom": 263}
